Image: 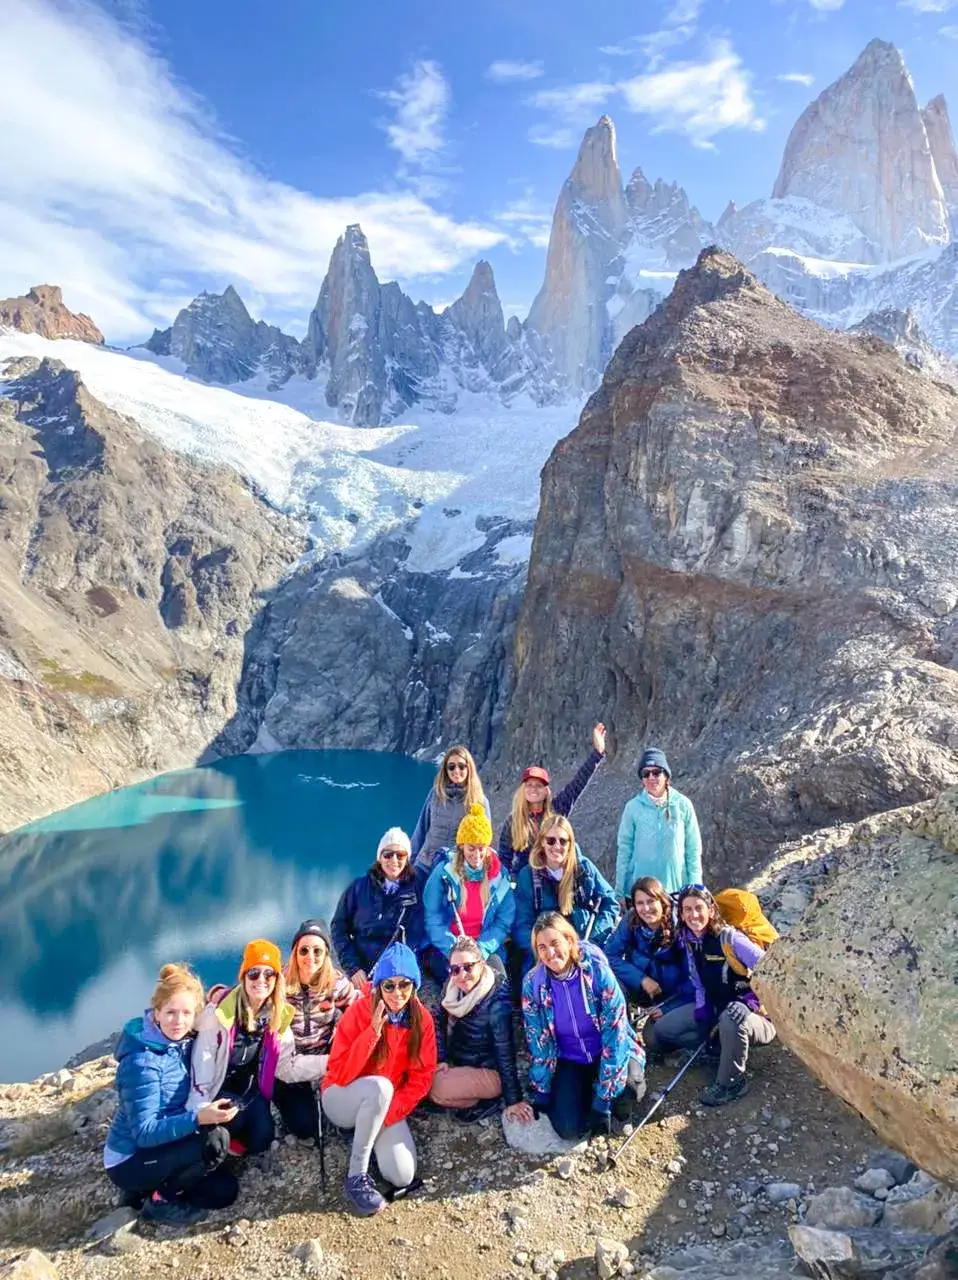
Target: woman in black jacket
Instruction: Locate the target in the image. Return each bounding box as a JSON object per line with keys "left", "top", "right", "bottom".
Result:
{"left": 428, "top": 938, "right": 528, "bottom": 1124}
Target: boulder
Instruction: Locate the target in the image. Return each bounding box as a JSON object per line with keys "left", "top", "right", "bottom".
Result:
{"left": 854, "top": 1168, "right": 896, "bottom": 1196}
{"left": 595, "top": 1237, "right": 629, "bottom": 1280}
{"left": 754, "top": 789, "right": 958, "bottom": 1184}
{"left": 882, "top": 1176, "right": 958, "bottom": 1234}
{"left": 788, "top": 1224, "right": 855, "bottom": 1269}
{"left": 803, "top": 1186, "right": 883, "bottom": 1230}
{"left": 289, "top": 1240, "right": 325, "bottom": 1275}
{"left": 0, "top": 1252, "right": 60, "bottom": 1280}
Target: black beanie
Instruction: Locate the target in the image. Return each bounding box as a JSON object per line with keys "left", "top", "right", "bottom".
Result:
{"left": 290, "top": 917, "right": 332, "bottom": 951}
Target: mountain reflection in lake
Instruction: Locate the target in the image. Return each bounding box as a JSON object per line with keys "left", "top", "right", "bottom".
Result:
{"left": 0, "top": 750, "right": 435, "bottom": 1082}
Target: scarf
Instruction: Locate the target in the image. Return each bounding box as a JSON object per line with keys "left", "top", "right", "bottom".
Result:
{"left": 441, "top": 963, "right": 496, "bottom": 1019}
{"left": 463, "top": 862, "right": 486, "bottom": 882}
{"left": 381, "top": 877, "right": 400, "bottom": 895}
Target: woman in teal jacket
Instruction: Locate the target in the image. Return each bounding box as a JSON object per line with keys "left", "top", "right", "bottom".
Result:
{"left": 615, "top": 748, "right": 702, "bottom": 899}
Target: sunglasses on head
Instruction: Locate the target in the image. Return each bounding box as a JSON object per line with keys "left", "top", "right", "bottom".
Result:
{"left": 381, "top": 978, "right": 414, "bottom": 994}
{"left": 380, "top": 848, "right": 408, "bottom": 861}
{"left": 544, "top": 835, "right": 569, "bottom": 847}
{"left": 245, "top": 967, "right": 276, "bottom": 982}
{"left": 297, "top": 943, "right": 326, "bottom": 957}
{"left": 449, "top": 960, "right": 479, "bottom": 976}
{"left": 641, "top": 768, "right": 665, "bottom": 779}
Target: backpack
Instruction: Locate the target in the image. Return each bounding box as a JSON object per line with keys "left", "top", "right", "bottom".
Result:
{"left": 714, "top": 889, "right": 779, "bottom": 978}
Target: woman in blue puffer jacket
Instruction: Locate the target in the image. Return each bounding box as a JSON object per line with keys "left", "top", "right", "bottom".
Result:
{"left": 605, "top": 876, "right": 693, "bottom": 1008}
{"left": 512, "top": 815, "right": 619, "bottom": 974}
{"left": 103, "top": 964, "right": 239, "bottom": 1226}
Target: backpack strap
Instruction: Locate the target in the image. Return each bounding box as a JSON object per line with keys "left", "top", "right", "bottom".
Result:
{"left": 720, "top": 936, "right": 750, "bottom": 979}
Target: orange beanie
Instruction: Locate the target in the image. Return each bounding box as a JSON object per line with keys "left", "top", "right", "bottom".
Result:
{"left": 239, "top": 939, "right": 282, "bottom": 979}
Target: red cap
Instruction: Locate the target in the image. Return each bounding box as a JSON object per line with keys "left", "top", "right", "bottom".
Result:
{"left": 521, "top": 766, "right": 550, "bottom": 785}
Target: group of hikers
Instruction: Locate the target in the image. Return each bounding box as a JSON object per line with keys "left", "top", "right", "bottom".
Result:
{"left": 105, "top": 727, "right": 778, "bottom": 1225}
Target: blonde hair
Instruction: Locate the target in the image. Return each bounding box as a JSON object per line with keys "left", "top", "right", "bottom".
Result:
{"left": 530, "top": 912, "right": 582, "bottom": 968}
{"left": 529, "top": 815, "right": 578, "bottom": 916}
{"left": 285, "top": 939, "right": 335, "bottom": 999}
{"left": 151, "top": 963, "right": 204, "bottom": 1017}
{"left": 237, "top": 971, "right": 288, "bottom": 1034}
{"left": 451, "top": 844, "right": 492, "bottom": 911}
{"left": 509, "top": 780, "right": 555, "bottom": 855}
{"left": 435, "top": 745, "right": 485, "bottom": 811}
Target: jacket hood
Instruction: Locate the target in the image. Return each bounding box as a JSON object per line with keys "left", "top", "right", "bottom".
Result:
{"left": 114, "top": 1012, "right": 187, "bottom": 1060}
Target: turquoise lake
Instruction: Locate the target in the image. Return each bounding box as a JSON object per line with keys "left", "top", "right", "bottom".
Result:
{"left": 0, "top": 750, "right": 436, "bottom": 1083}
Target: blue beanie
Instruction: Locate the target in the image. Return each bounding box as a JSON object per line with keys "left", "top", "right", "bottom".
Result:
{"left": 638, "top": 748, "right": 671, "bottom": 779}
{"left": 371, "top": 941, "right": 422, "bottom": 989}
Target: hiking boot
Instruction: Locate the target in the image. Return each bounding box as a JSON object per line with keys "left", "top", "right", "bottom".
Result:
{"left": 343, "top": 1174, "right": 386, "bottom": 1217}
{"left": 141, "top": 1194, "right": 209, "bottom": 1226}
{"left": 452, "top": 1099, "right": 501, "bottom": 1124}
{"left": 700, "top": 1076, "right": 750, "bottom": 1107}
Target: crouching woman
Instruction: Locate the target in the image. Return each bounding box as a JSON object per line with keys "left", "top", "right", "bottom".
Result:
{"left": 522, "top": 914, "right": 645, "bottom": 1142}
{"left": 104, "top": 964, "right": 239, "bottom": 1226}
{"left": 321, "top": 942, "right": 437, "bottom": 1217}
{"left": 429, "top": 937, "right": 523, "bottom": 1122}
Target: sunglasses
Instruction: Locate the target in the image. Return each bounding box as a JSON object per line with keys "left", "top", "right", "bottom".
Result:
{"left": 544, "top": 835, "right": 570, "bottom": 847}
{"left": 641, "top": 768, "right": 665, "bottom": 779}
{"left": 380, "top": 849, "right": 408, "bottom": 861}
{"left": 245, "top": 968, "right": 276, "bottom": 982}
{"left": 381, "top": 979, "right": 414, "bottom": 994}
{"left": 449, "top": 961, "right": 479, "bottom": 976}
{"left": 297, "top": 944, "right": 326, "bottom": 957}
{"left": 446, "top": 762, "right": 468, "bottom": 774}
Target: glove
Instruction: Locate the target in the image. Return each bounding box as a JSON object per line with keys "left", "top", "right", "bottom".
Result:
{"left": 589, "top": 1107, "right": 612, "bottom": 1137}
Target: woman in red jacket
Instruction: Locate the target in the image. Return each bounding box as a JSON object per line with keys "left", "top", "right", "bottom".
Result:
{"left": 321, "top": 941, "right": 436, "bottom": 1217}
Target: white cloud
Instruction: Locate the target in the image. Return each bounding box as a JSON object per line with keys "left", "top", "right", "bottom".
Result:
{"left": 377, "top": 60, "right": 450, "bottom": 166}
{"left": 900, "top": 0, "right": 957, "bottom": 9}
{"left": 526, "top": 81, "right": 615, "bottom": 147}
{"left": 808, "top": 0, "right": 845, "bottom": 9}
{"left": 941, "top": 21, "right": 958, "bottom": 31}
{"left": 0, "top": 2, "right": 503, "bottom": 341}
{"left": 485, "top": 60, "right": 544, "bottom": 82}
{"left": 777, "top": 72, "right": 815, "bottom": 85}
{"left": 494, "top": 193, "right": 554, "bottom": 249}
{"left": 600, "top": 0, "right": 701, "bottom": 67}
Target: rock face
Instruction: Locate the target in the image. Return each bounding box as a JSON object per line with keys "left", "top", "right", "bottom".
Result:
{"left": 753, "top": 788, "right": 958, "bottom": 1185}
{"left": 503, "top": 248, "right": 958, "bottom": 882}
{"left": 771, "top": 39, "right": 949, "bottom": 260}
{"left": 0, "top": 286, "right": 103, "bottom": 345}
{"left": 923, "top": 95, "right": 958, "bottom": 231}
{"left": 0, "top": 356, "right": 303, "bottom": 830}
{"left": 145, "top": 285, "right": 300, "bottom": 388}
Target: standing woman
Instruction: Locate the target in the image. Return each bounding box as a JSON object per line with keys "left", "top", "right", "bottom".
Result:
{"left": 422, "top": 804, "right": 516, "bottom": 981}
{"left": 332, "top": 829, "right": 426, "bottom": 988}
{"left": 429, "top": 937, "right": 524, "bottom": 1122}
{"left": 273, "top": 919, "right": 359, "bottom": 1141}
{"left": 521, "top": 914, "right": 644, "bottom": 1142}
{"left": 615, "top": 749, "right": 702, "bottom": 899}
{"left": 188, "top": 939, "right": 296, "bottom": 1156}
{"left": 644, "top": 885, "right": 775, "bottom": 1107}
{"left": 104, "top": 964, "right": 239, "bottom": 1225}
{"left": 605, "top": 876, "right": 692, "bottom": 1009}
{"left": 411, "top": 746, "right": 490, "bottom": 872}
{"left": 512, "top": 815, "right": 618, "bottom": 973}
{"left": 322, "top": 942, "right": 437, "bottom": 1217}
{"left": 499, "top": 723, "right": 607, "bottom": 878}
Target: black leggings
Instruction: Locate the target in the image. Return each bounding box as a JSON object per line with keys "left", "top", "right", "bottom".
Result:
{"left": 106, "top": 1127, "right": 238, "bottom": 1208}
{"left": 273, "top": 1079, "right": 320, "bottom": 1141}
{"left": 547, "top": 1059, "right": 600, "bottom": 1141}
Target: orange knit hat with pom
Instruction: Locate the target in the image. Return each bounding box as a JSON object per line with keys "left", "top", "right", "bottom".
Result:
{"left": 239, "top": 938, "right": 282, "bottom": 979}
{"left": 456, "top": 802, "right": 492, "bottom": 847}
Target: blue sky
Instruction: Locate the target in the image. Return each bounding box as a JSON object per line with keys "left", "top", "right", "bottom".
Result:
{"left": 1, "top": 0, "right": 956, "bottom": 342}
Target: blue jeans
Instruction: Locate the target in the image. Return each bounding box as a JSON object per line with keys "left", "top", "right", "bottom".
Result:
{"left": 106, "top": 1127, "right": 237, "bottom": 1207}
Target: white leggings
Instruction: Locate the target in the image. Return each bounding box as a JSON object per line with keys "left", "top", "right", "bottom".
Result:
{"left": 322, "top": 1076, "right": 417, "bottom": 1187}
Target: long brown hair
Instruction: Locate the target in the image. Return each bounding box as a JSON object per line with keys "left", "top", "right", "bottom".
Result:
{"left": 509, "top": 779, "right": 555, "bottom": 855}
{"left": 367, "top": 988, "right": 428, "bottom": 1067}
{"left": 529, "top": 815, "right": 577, "bottom": 916}
{"left": 677, "top": 885, "right": 724, "bottom": 937}
{"left": 285, "top": 940, "right": 336, "bottom": 999}
{"left": 434, "top": 745, "right": 485, "bottom": 810}
{"left": 629, "top": 876, "right": 674, "bottom": 946}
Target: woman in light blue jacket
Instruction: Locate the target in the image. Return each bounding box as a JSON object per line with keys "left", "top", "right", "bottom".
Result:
{"left": 615, "top": 748, "right": 702, "bottom": 899}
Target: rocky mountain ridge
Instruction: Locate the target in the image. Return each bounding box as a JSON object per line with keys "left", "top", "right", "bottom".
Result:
{"left": 0, "top": 286, "right": 103, "bottom": 345}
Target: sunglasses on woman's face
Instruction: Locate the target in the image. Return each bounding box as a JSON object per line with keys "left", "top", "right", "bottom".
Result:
{"left": 449, "top": 961, "right": 479, "bottom": 976}
{"left": 380, "top": 848, "right": 408, "bottom": 861}
{"left": 246, "top": 968, "right": 276, "bottom": 983}
{"left": 297, "top": 944, "right": 326, "bottom": 957}
{"left": 446, "top": 761, "right": 468, "bottom": 774}
{"left": 544, "top": 835, "right": 569, "bottom": 847}
{"left": 641, "top": 768, "right": 665, "bottom": 779}
{"left": 381, "top": 979, "right": 414, "bottom": 994}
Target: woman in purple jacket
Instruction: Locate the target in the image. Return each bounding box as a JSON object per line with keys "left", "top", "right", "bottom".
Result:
{"left": 644, "top": 884, "right": 775, "bottom": 1108}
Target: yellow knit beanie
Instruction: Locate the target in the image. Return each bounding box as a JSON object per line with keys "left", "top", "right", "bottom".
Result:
{"left": 456, "top": 802, "right": 492, "bottom": 847}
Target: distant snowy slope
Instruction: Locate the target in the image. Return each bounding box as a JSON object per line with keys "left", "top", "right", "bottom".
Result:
{"left": 0, "top": 330, "right": 579, "bottom": 572}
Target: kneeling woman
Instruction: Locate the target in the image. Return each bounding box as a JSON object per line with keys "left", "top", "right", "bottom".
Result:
{"left": 273, "top": 918, "right": 359, "bottom": 1141}
{"left": 605, "top": 876, "right": 692, "bottom": 1009}
{"left": 189, "top": 939, "right": 296, "bottom": 1155}
{"left": 104, "top": 964, "right": 239, "bottom": 1226}
{"left": 512, "top": 815, "right": 618, "bottom": 973}
{"left": 322, "top": 942, "right": 437, "bottom": 1217}
{"left": 423, "top": 804, "right": 515, "bottom": 981}
{"left": 644, "top": 885, "right": 775, "bottom": 1107}
{"left": 429, "top": 937, "right": 523, "bottom": 1122}
{"left": 522, "top": 914, "right": 644, "bottom": 1142}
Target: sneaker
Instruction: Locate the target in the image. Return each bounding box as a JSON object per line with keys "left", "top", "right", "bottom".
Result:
{"left": 141, "top": 1194, "right": 209, "bottom": 1226}
{"left": 700, "top": 1076, "right": 750, "bottom": 1107}
{"left": 343, "top": 1173, "right": 386, "bottom": 1217}
{"left": 452, "top": 1099, "right": 501, "bottom": 1124}
{"left": 227, "top": 1138, "right": 247, "bottom": 1157}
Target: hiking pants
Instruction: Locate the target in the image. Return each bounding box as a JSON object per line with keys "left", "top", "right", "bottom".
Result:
{"left": 717, "top": 1001, "right": 776, "bottom": 1086}
{"left": 322, "top": 1076, "right": 417, "bottom": 1187}
{"left": 223, "top": 1090, "right": 274, "bottom": 1155}
{"left": 547, "top": 1058, "right": 600, "bottom": 1141}
{"left": 106, "top": 1127, "right": 238, "bottom": 1208}
{"left": 274, "top": 1078, "right": 321, "bottom": 1141}
{"left": 643, "top": 1002, "right": 705, "bottom": 1054}
{"left": 429, "top": 1065, "right": 501, "bottom": 1109}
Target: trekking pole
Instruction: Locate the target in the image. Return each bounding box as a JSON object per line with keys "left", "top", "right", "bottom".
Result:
{"left": 447, "top": 881, "right": 468, "bottom": 939}
{"left": 608, "top": 1030, "right": 715, "bottom": 1168}
{"left": 315, "top": 1086, "right": 328, "bottom": 1194}
{"left": 582, "top": 897, "right": 600, "bottom": 941}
